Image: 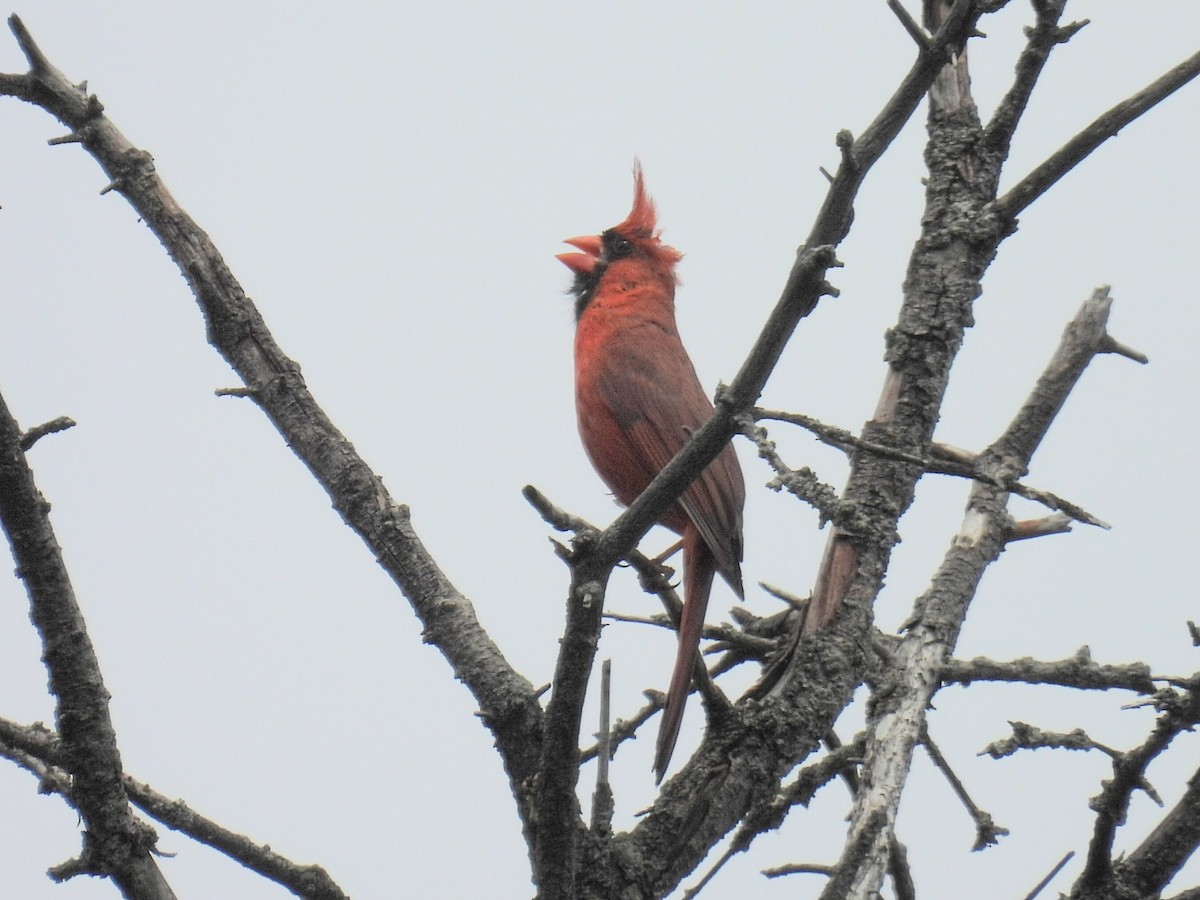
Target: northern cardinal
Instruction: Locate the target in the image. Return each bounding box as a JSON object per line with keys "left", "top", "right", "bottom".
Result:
{"left": 557, "top": 166, "right": 745, "bottom": 781}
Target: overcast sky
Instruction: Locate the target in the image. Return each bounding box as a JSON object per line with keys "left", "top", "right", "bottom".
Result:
{"left": 2, "top": 3, "right": 1199, "bottom": 898}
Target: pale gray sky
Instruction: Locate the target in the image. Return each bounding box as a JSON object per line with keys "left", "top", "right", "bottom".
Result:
{"left": 2, "top": 3, "right": 1199, "bottom": 898}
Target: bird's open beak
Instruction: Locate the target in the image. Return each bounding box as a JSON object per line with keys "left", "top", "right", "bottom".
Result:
{"left": 556, "top": 234, "right": 602, "bottom": 275}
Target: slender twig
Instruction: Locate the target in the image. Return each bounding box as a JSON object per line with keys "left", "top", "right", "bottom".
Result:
{"left": 994, "top": 48, "right": 1200, "bottom": 220}
{"left": 982, "top": 5, "right": 1086, "bottom": 158}
{"left": 754, "top": 407, "right": 932, "bottom": 467}
{"left": 579, "top": 693, "right": 661, "bottom": 765}
{"left": 0, "top": 735, "right": 70, "bottom": 795}
{"left": 683, "top": 738, "right": 866, "bottom": 897}
{"left": 739, "top": 415, "right": 847, "bottom": 526}
{"left": 888, "top": 0, "right": 931, "bottom": 49}
{"left": 0, "top": 717, "right": 349, "bottom": 899}
{"left": 754, "top": 407, "right": 1108, "bottom": 527}
{"left": 1009, "top": 513, "right": 1072, "bottom": 540}
{"left": 763, "top": 863, "right": 835, "bottom": 879}
{"left": 757, "top": 581, "right": 808, "bottom": 610}
{"left": 1099, "top": 333, "right": 1149, "bottom": 364}
{"left": 603, "top": 612, "right": 777, "bottom": 658}
{"left": 920, "top": 728, "right": 1008, "bottom": 850}
{"left": 1008, "top": 481, "right": 1108, "bottom": 529}
{"left": 1023, "top": 851, "right": 1074, "bottom": 900}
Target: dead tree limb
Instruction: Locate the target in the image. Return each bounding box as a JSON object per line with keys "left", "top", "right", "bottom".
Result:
{"left": 832, "top": 288, "right": 1144, "bottom": 895}
{"left": 0, "top": 389, "right": 175, "bottom": 898}
{"left": 0, "top": 11, "right": 545, "bottom": 848}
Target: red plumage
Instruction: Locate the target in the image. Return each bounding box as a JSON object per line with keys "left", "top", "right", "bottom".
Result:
{"left": 558, "top": 166, "right": 745, "bottom": 781}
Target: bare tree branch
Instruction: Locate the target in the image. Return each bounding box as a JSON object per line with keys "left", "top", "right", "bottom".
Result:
{"left": 830, "top": 285, "right": 1142, "bottom": 896}
{"left": 753, "top": 406, "right": 1109, "bottom": 526}
{"left": 994, "top": 47, "right": 1200, "bottom": 220}
{"left": 1123, "top": 764, "right": 1200, "bottom": 898}
{"left": 579, "top": 693, "right": 661, "bottom": 765}
{"left": 589, "top": 659, "right": 615, "bottom": 838}
{"left": 921, "top": 729, "right": 1008, "bottom": 850}
{"left": 0, "top": 717, "right": 350, "bottom": 899}
{"left": 18, "top": 415, "right": 75, "bottom": 450}
{"left": 1009, "top": 513, "right": 1073, "bottom": 540}
{"left": 4, "top": 7, "right": 1197, "bottom": 900}
{"left": 684, "top": 738, "right": 864, "bottom": 897}
{"left": 980, "top": 721, "right": 1118, "bottom": 760}
{"left": 125, "top": 778, "right": 350, "bottom": 900}
{"left": 888, "top": 0, "right": 932, "bottom": 50}
{"left": 1073, "top": 683, "right": 1200, "bottom": 896}
{"left": 982, "top": 4, "right": 1088, "bottom": 159}
{"left": 0, "top": 12, "right": 545, "bottom": 844}
{"left": 739, "top": 414, "right": 846, "bottom": 525}
{"left": 1024, "top": 851, "right": 1075, "bottom": 900}
{"left": 943, "top": 647, "right": 1157, "bottom": 694}
{"left": 0, "top": 388, "right": 175, "bottom": 897}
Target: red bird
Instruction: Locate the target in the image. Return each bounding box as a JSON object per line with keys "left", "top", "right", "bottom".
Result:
{"left": 557, "top": 166, "right": 745, "bottom": 781}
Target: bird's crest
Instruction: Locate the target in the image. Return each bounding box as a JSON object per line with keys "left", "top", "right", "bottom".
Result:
{"left": 615, "top": 162, "right": 682, "bottom": 266}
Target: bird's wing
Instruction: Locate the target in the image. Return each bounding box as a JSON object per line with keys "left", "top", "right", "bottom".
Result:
{"left": 596, "top": 325, "right": 744, "bottom": 595}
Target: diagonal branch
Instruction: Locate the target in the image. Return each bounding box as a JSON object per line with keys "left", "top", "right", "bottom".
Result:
{"left": 686, "top": 736, "right": 866, "bottom": 896}
{"left": 994, "top": 47, "right": 1200, "bottom": 221}
{"left": 981, "top": 4, "right": 1088, "bottom": 159}
{"left": 0, "top": 13, "right": 544, "bottom": 836}
{"left": 920, "top": 728, "right": 1008, "bottom": 850}
{"left": 740, "top": 414, "right": 847, "bottom": 525}
{"left": 1121, "top": 762, "right": 1200, "bottom": 897}
{"left": 0, "top": 390, "right": 174, "bottom": 898}
{"left": 0, "top": 717, "right": 349, "bottom": 900}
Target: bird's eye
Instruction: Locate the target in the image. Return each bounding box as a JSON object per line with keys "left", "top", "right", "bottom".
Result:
{"left": 610, "top": 236, "right": 633, "bottom": 256}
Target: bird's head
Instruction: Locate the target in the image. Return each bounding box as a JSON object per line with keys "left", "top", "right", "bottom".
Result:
{"left": 558, "top": 164, "right": 683, "bottom": 319}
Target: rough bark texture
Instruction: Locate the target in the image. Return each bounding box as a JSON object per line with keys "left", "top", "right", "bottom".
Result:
{"left": 0, "top": 393, "right": 175, "bottom": 898}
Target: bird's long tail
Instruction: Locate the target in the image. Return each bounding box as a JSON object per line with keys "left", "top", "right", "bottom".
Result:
{"left": 653, "top": 525, "right": 715, "bottom": 783}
